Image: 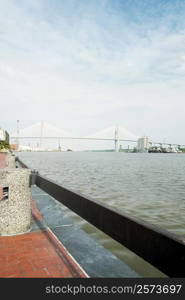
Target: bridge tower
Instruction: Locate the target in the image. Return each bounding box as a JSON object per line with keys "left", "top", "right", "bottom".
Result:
{"left": 114, "top": 126, "right": 119, "bottom": 152}
{"left": 40, "top": 121, "right": 44, "bottom": 149}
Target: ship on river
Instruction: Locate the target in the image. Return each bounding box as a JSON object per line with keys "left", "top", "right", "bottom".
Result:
{"left": 148, "top": 146, "right": 182, "bottom": 153}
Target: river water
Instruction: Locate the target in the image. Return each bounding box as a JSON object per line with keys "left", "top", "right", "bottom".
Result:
{"left": 18, "top": 152, "right": 185, "bottom": 277}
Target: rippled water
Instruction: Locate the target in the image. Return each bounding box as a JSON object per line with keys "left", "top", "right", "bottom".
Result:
{"left": 18, "top": 152, "right": 185, "bottom": 277}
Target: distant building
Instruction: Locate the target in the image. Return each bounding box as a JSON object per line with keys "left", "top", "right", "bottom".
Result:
{"left": 0, "top": 128, "right": 9, "bottom": 144}
{"left": 137, "top": 136, "right": 149, "bottom": 152}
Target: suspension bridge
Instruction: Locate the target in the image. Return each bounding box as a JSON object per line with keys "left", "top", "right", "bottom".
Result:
{"left": 10, "top": 121, "right": 185, "bottom": 151}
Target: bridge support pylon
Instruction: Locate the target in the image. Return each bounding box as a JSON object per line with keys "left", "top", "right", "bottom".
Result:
{"left": 114, "top": 126, "right": 119, "bottom": 152}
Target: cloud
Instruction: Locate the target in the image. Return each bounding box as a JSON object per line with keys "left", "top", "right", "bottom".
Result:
{"left": 0, "top": 0, "right": 185, "bottom": 147}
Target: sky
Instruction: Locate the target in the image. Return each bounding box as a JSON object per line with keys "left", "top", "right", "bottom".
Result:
{"left": 1, "top": 0, "right": 185, "bottom": 148}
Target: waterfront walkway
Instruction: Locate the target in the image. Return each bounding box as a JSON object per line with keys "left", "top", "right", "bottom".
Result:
{"left": 0, "top": 153, "right": 7, "bottom": 168}
{"left": 0, "top": 153, "right": 87, "bottom": 278}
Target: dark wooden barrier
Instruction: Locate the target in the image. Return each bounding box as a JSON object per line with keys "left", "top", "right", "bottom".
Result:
{"left": 16, "top": 157, "right": 185, "bottom": 277}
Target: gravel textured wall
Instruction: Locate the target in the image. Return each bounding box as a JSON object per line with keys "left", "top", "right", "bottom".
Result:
{"left": 0, "top": 168, "right": 31, "bottom": 236}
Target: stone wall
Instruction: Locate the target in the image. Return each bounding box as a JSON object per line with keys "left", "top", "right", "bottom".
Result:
{"left": 0, "top": 153, "right": 31, "bottom": 236}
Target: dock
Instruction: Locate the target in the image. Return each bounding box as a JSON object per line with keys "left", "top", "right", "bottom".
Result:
{"left": 0, "top": 151, "right": 185, "bottom": 278}
{"left": 0, "top": 152, "right": 139, "bottom": 278}
{"left": 0, "top": 153, "right": 87, "bottom": 278}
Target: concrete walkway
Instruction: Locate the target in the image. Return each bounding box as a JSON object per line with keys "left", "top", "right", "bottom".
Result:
{"left": 0, "top": 153, "right": 87, "bottom": 278}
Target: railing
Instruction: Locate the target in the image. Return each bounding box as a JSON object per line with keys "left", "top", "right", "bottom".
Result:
{"left": 16, "top": 156, "right": 185, "bottom": 277}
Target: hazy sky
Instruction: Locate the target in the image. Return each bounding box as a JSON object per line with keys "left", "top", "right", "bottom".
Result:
{"left": 1, "top": 0, "right": 185, "bottom": 143}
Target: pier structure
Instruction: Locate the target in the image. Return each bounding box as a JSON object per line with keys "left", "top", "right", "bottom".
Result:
{"left": 0, "top": 153, "right": 87, "bottom": 277}
{"left": 0, "top": 152, "right": 140, "bottom": 278}
{"left": 0, "top": 152, "right": 185, "bottom": 277}
{"left": 16, "top": 156, "right": 185, "bottom": 277}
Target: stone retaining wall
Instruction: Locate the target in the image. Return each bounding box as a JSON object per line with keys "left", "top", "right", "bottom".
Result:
{"left": 0, "top": 153, "right": 31, "bottom": 236}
